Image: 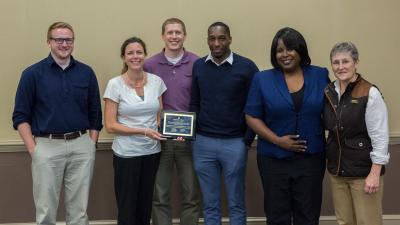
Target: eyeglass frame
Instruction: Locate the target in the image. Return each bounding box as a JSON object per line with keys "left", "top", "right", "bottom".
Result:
{"left": 49, "top": 37, "right": 74, "bottom": 45}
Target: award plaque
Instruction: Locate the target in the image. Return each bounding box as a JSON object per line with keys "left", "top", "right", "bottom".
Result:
{"left": 160, "top": 111, "right": 196, "bottom": 140}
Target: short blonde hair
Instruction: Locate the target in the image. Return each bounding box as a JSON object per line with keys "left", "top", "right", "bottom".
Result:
{"left": 161, "top": 18, "right": 186, "bottom": 35}
{"left": 47, "top": 22, "right": 74, "bottom": 41}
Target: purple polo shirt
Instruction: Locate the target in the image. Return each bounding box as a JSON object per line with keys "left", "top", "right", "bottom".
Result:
{"left": 144, "top": 50, "right": 199, "bottom": 111}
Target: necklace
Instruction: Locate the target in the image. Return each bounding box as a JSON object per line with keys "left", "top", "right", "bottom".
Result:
{"left": 124, "top": 71, "right": 146, "bottom": 89}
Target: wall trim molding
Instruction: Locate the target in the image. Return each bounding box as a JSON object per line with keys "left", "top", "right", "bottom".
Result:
{"left": 0, "top": 139, "right": 113, "bottom": 153}
{"left": 1, "top": 134, "right": 399, "bottom": 153}
{"left": 390, "top": 132, "right": 400, "bottom": 145}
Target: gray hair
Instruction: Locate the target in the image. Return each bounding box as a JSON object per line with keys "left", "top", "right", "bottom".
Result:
{"left": 330, "top": 42, "right": 359, "bottom": 62}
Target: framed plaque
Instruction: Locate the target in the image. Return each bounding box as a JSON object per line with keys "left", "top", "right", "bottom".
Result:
{"left": 160, "top": 111, "right": 196, "bottom": 140}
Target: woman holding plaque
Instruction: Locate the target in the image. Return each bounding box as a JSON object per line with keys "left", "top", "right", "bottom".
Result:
{"left": 324, "top": 42, "right": 389, "bottom": 225}
{"left": 103, "top": 37, "right": 167, "bottom": 225}
{"left": 244, "top": 27, "right": 330, "bottom": 225}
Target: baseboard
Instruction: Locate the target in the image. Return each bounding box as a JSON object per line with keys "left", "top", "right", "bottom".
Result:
{"left": 3, "top": 215, "right": 400, "bottom": 225}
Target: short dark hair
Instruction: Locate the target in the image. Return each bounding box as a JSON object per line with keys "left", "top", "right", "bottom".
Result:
{"left": 208, "top": 21, "right": 231, "bottom": 37}
{"left": 270, "top": 27, "right": 311, "bottom": 69}
{"left": 120, "top": 37, "right": 147, "bottom": 73}
{"left": 162, "top": 18, "right": 186, "bottom": 35}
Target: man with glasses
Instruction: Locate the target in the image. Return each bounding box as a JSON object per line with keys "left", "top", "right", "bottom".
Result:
{"left": 12, "top": 22, "right": 102, "bottom": 225}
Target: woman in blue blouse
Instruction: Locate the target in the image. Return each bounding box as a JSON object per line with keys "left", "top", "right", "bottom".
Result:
{"left": 245, "top": 27, "right": 330, "bottom": 225}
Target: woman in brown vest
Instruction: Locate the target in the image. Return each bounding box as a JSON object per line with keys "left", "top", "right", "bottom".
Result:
{"left": 324, "top": 42, "right": 390, "bottom": 225}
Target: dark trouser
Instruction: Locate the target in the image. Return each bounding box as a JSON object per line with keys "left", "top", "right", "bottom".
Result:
{"left": 113, "top": 152, "right": 161, "bottom": 225}
{"left": 257, "top": 152, "right": 325, "bottom": 225}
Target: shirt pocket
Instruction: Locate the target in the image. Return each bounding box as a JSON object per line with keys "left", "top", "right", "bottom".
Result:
{"left": 344, "top": 137, "right": 372, "bottom": 167}
{"left": 72, "top": 83, "right": 89, "bottom": 104}
{"left": 344, "top": 137, "right": 372, "bottom": 150}
{"left": 181, "top": 73, "right": 192, "bottom": 90}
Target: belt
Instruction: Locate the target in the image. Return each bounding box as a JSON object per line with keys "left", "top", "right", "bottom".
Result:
{"left": 37, "top": 130, "right": 87, "bottom": 140}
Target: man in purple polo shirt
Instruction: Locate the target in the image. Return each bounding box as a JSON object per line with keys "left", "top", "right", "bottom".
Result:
{"left": 144, "top": 18, "right": 200, "bottom": 225}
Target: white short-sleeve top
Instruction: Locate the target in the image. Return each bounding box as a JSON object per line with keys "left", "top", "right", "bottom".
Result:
{"left": 103, "top": 73, "right": 167, "bottom": 157}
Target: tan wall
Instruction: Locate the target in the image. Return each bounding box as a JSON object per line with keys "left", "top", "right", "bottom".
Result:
{"left": 1, "top": 0, "right": 400, "bottom": 143}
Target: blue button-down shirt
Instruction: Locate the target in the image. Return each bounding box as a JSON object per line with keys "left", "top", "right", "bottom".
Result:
{"left": 12, "top": 54, "right": 103, "bottom": 135}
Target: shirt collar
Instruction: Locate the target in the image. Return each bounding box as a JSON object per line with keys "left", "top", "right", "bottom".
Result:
{"left": 333, "top": 73, "right": 361, "bottom": 96}
{"left": 158, "top": 48, "right": 189, "bottom": 65}
{"left": 333, "top": 79, "right": 340, "bottom": 95}
{"left": 205, "top": 51, "right": 233, "bottom": 66}
{"left": 46, "top": 53, "right": 76, "bottom": 68}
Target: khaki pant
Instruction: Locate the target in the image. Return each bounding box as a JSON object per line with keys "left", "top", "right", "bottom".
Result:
{"left": 31, "top": 133, "right": 96, "bottom": 225}
{"left": 152, "top": 140, "right": 200, "bottom": 225}
{"left": 329, "top": 174, "right": 384, "bottom": 225}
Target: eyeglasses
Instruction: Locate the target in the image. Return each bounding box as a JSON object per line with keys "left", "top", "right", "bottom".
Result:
{"left": 50, "top": 37, "right": 74, "bottom": 45}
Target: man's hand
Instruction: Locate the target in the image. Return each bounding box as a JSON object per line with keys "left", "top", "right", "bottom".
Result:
{"left": 17, "top": 122, "right": 36, "bottom": 154}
